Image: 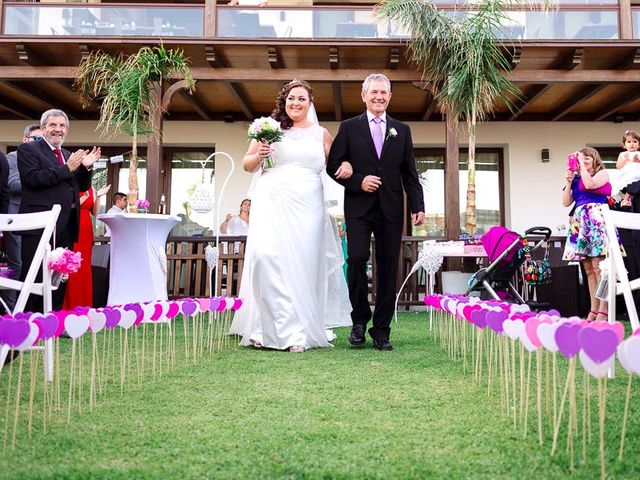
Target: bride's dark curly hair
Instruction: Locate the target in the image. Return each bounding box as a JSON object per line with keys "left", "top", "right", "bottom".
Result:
{"left": 272, "top": 79, "right": 314, "bottom": 131}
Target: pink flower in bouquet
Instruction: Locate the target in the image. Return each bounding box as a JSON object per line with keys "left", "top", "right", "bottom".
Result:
{"left": 48, "top": 247, "right": 82, "bottom": 275}
{"left": 136, "top": 199, "right": 150, "bottom": 210}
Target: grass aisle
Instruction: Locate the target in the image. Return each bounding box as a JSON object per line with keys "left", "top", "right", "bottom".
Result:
{"left": 0, "top": 312, "right": 638, "bottom": 479}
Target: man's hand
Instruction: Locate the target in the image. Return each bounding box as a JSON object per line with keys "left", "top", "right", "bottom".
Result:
{"left": 334, "top": 161, "right": 353, "bottom": 180}
{"left": 361, "top": 175, "right": 381, "bottom": 193}
{"left": 412, "top": 211, "right": 425, "bottom": 226}
{"left": 66, "top": 149, "right": 87, "bottom": 172}
{"left": 82, "top": 146, "right": 100, "bottom": 168}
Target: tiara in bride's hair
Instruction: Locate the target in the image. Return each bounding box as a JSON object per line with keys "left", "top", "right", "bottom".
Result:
{"left": 282, "top": 78, "right": 306, "bottom": 91}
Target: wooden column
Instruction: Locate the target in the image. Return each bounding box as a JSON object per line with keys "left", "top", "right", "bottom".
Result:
{"left": 618, "top": 0, "right": 633, "bottom": 40}
{"left": 204, "top": 0, "right": 216, "bottom": 38}
{"left": 146, "top": 81, "right": 163, "bottom": 213}
{"left": 0, "top": 0, "right": 4, "bottom": 34}
{"left": 444, "top": 115, "right": 460, "bottom": 241}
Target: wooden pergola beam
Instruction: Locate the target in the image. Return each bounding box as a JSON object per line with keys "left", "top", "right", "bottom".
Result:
{"left": 594, "top": 88, "right": 640, "bottom": 121}
{"left": 329, "top": 47, "right": 339, "bottom": 70}
{"left": 0, "top": 80, "right": 81, "bottom": 120}
{"left": 224, "top": 82, "right": 254, "bottom": 120}
{"left": 0, "top": 93, "right": 38, "bottom": 120}
{"left": 178, "top": 90, "right": 211, "bottom": 121}
{"left": 332, "top": 82, "right": 342, "bottom": 122}
{"left": 1, "top": 66, "right": 640, "bottom": 83}
{"left": 268, "top": 47, "right": 282, "bottom": 69}
{"left": 422, "top": 94, "right": 437, "bottom": 122}
{"left": 550, "top": 84, "right": 607, "bottom": 121}
{"left": 509, "top": 84, "right": 551, "bottom": 121}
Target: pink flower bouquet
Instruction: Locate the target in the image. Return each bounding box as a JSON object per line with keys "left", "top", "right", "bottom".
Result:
{"left": 48, "top": 247, "right": 82, "bottom": 275}
{"left": 247, "top": 117, "right": 283, "bottom": 169}
{"left": 136, "top": 199, "right": 150, "bottom": 211}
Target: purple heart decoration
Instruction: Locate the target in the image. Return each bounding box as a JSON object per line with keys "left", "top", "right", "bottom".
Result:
{"left": 555, "top": 323, "right": 583, "bottom": 358}
{"left": 181, "top": 300, "right": 198, "bottom": 317}
{"left": 103, "top": 308, "right": 121, "bottom": 329}
{"left": 209, "top": 297, "right": 221, "bottom": 312}
{"left": 33, "top": 313, "right": 59, "bottom": 341}
{"left": 486, "top": 310, "right": 508, "bottom": 333}
{"left": 0, "top": 318, "right": 31, "bottom": 348}
{"left": 580, "top": 327, "right": 619, "bottom": 364}
{"left": 470, "top": 310, "right": 488, "bottom": 329}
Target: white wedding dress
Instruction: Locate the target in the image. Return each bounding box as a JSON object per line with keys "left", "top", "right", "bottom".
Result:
{"left": 229, "top": 124, "right": 351, "bottom": 350}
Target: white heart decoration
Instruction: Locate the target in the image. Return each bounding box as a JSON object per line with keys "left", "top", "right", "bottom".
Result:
{"left": 503, "top": 319, "right": 523, "bottom": 341}
{"left": 142, "top": 303, "right": 157, "bottom": 323}
{"left": 617, "top": 342, "right": 634, "bottom": 374}
{"left": 87, "top": 310, "right": 107, "bottom": 333}
{"left": 520, "top": 332, "right": 538, "bottom": 353}
{"left": 118, "top": 309, "right": 137, "bottom": 330}
{"left": 15, "top": 323, "right": 40, "bottom": 352}
{"left": 537, "top": 322, "right": 560, "bottom": 353}
{"left": 579, "top": 350, "right": 615, "bottom": 378}
{"left": 65, "top": 314, "right": 90, "bottom": 339}
{"left": 620, "top": 336, "right": 640, "bottom": 376}
{"left": 156, "top": 301, "right": 171, "bottom": 324}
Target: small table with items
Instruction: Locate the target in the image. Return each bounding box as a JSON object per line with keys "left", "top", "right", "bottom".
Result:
{"left": 98, "top": 213, "right": 179, "bottom": 306}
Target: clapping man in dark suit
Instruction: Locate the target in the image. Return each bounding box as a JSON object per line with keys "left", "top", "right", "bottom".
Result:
{"left": 327, "top": 74, "right": 425, "bottom": 350}
{"left": 18, "top": 109, "right": 99, "bottom": 311}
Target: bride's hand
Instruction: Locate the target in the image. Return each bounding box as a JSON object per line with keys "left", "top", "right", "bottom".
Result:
{"left": 257, "top": 141, "right": 271, "bottom": 162}
{"left": 334, "top": 161, "right": 353, "bottom": 180}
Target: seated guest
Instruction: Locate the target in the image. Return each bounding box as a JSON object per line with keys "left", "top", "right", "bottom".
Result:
{"left": 104, "top": 192, "right": 127, "bottom": 237}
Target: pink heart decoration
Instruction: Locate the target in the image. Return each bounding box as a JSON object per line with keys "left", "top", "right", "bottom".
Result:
{"left": 166, "top": 302, "right": 180, "bottom": 319}
{"left": 65, "top": 314, "right": 90, "bottom": 339}
{"left": 232, "top": 298, "right": 243, "bottom": 311}
{"left": 580, "top": 327, "right": 619, "bottom": 364}
{"left": 524, "top": 318, "right": 542, "bottom": 348}
{"left": 0, "top": 318, "right": 31, "bottom": 348}
{"left": 197, "top": 297, "right": 211, "bottom": 311}
{"left": 53, "top": 311, "right": 70, "bottom": 337}
{"left": 150, "top": 303, "right": 165, "bottom": 321}
{"left": 87, "top": 310, "right": 107, "bottom": 333}
{"left": 579, "top": 350, "right": 614, "bottom": 378}
{"left": 216, "top": 298, "right": 227, "bottom": 312}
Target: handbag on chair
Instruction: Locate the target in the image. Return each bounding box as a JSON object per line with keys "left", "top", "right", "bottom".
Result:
{"left": 520, "top": 238, "right": 552, "bottom": 286}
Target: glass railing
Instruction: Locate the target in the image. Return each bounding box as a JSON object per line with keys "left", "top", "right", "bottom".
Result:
{"left": 3, "top": 5, "right": 203, "bottom": 36}
{"left": 217, "top": 7, "right": 620, "bottom": 40}
{"left": 634, "top": 8, "right": 640, "bottom": 38}
{"left": 0, "top": 3, "right": 621, "bottom": 40}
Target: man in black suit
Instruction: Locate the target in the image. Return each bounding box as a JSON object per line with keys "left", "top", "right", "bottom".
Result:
{"left": 18, "top": 109, "right": 98, "bottom": 311}
{"left": 327, "top": 74, "right": 425, "bottom": 350}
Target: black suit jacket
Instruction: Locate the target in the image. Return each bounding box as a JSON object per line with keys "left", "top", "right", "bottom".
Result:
{"left": 0, "top": 152, "right": 9, "bottom": 214}
{"left": 327, "top": 112, "right": 424, "bottom": 222}
{"left": 17, "top": 139, "right": 92, "bottom": 242}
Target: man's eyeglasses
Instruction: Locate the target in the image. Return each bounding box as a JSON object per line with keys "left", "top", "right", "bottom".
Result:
{"left": 27, "top": 135, "right": 41, "bottom": 142}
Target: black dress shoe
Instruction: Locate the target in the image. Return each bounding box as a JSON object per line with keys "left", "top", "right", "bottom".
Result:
{"left": 348, "top": 324, "right": 366, "bottom": 347}
{"left": 372, "top": 338, "right": 393, "bottom": 351}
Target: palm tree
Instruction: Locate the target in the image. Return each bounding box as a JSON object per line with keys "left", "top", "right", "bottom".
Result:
{"left": 75, "top": 45, "right": 195, "bottom": 210}
{"left": 377, "top": 0, "right": 549, "bottom": 233}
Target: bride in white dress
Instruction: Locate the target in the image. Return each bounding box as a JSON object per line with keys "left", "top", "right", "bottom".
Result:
{"left": 229, "top": 79, "right": 353, "bottom": 352}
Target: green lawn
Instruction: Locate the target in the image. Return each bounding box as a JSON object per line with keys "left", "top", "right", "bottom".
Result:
{"left": 0, "top": 312, "right": 638, "bottom": 479}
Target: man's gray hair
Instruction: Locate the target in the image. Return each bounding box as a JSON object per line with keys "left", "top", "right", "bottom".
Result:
{"left": 23, "top": 123, "right": 40, "bottom": 137}
{"left": 362, "top": 73, "right": 391, "bottom": 93}
{"left": 40, "top": 109, "right": 69, "bottom": 129}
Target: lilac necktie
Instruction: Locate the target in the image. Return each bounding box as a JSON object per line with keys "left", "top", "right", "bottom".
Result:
{"left": 372, "top": 117, "right": 383, "bottom": 159}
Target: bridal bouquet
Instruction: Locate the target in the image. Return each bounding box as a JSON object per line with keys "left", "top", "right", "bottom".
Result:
{"left": 247, "top": 117, "right": 283, "bottom": 169}
{"left": 48, "top": 247, "right": 82, "bottom": 275}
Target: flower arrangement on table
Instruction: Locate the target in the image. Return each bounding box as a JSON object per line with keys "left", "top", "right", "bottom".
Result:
{"left": 48, "top": 247, "right": 82, "bottom": 286}
{"left": 136, "top": 199, "right": 150, "bottom": 213}
{"left": 247, "top": 117, "right": 283, "bottom": 169}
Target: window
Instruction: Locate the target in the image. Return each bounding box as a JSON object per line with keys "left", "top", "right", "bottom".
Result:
{"left": 413, "top": 147, "right": 504, "bottom": 237}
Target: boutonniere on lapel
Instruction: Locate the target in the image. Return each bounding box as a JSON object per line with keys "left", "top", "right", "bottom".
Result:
{"left": 386, "top": 128, "right": 398, "bottom": 141}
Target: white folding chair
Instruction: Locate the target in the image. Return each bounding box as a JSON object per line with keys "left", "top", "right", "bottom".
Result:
{"left": 0, "top": 205, "right": 61, "bottom": 381}
{"left": 601, "top": 204, "right": 640, "bottom": 331}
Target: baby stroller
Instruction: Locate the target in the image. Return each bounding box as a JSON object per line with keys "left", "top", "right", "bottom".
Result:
{"left": 465, "top": 226, "right": 552, "bottom": 305}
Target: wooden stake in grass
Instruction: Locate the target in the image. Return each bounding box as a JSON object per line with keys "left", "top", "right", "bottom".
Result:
{"left": 597, "top": 377, "right": 607, "bottom": 480}
{"left": 551, "top": 356, "right": 576, "bottom": 456}
{"left": 67, "top": 339, "right": 77, "bottom": 423}
{"left": 619, "top": 373, "right": 633, "bottom": 461}
{"left": 11, "top": 354, "right": 24, "bottom": 450}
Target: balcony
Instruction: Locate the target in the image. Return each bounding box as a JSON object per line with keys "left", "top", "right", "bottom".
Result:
{"left": 0, "top": 2, "right": 629, "bottom": 40}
